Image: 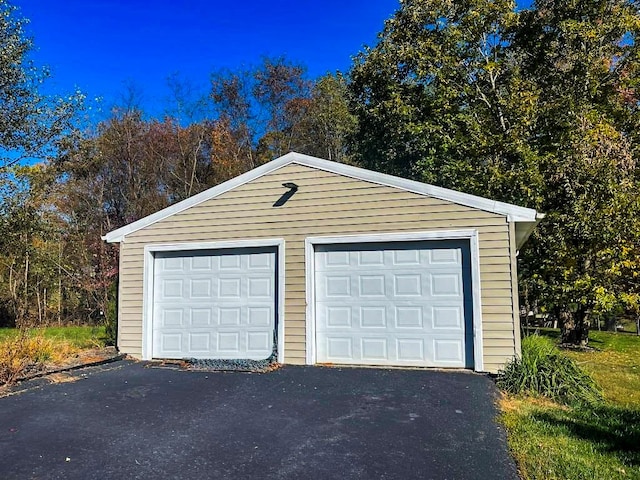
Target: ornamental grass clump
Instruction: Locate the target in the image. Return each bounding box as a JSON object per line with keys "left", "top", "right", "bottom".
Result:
{"left": 0, "top": 330, "right": 76, "bottom": 385}
{"left": 497, "top": 334, "right": 603, "bottom": 406}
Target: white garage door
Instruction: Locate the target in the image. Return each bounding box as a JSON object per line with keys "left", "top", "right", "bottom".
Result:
{"left": 314, "top": 241, "right": 473, "bottom": 368}
{"left": 152, "top": 247, "right": 276, "bottom": 360}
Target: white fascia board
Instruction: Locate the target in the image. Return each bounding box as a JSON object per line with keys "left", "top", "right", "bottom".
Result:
{"left": 103, "top": 151, "right": 541, "bottom": 243}
{"left": 514, "top": 213, "right": 545, "bottom": 250}
{"left": 287, "top": 152, "right": 539, "bottom": 223}
{"left": 102, "top": 153, "right": 299, "bottom": 243}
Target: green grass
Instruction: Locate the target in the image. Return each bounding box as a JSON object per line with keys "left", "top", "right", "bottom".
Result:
{"left": 0, "top": 325, "right": 107, "bottom": 349}
{"left": 498, "top": 335, "right": 603, "bottom": 405}
{"left": 0, "top": 326, "right": 108, "bottom": 385}
{"left": 501, "top": 330, "right": 640, "bottom": 479}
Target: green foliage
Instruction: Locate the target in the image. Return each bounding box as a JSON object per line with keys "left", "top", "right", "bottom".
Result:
{"left": 349, "top": 0, "right": 536, "bottom": 198}
{"left": 0, "top": 0, "right": 83, "bottom": 168}
{"left": 210, "top": 58, "right": 355, "bottom": 165}
{"left": 502, "top": 399, "right": 640, "bottom": 480}
{"left": 0, "top": 165, "right": 65, "bottom": 326}
{"left": 294, "top": 73, "right": 357, "bottom": 163}
{"left": 498, "top": 335, "right": 603, "bottom": 405}
{"left": 0, "top": 325, "right": 107, "bottom": 348}
{"left": 500, "top": 330, "right": 640, "bottom": 479}
{"left": 348, "top": 0, "right": 640, "bottom": 339}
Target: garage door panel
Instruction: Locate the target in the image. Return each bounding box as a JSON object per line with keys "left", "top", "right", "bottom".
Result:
{"left": 326, "top": 306, "right": 352, "bottom": 327}
{"left": 158, "top": 332, "right": 182, "bottom": 353}
{"left": 396, "top": 306, "right": 423, "bottom": 328}
{"left": 218, "top": 332, "right": 240, "bottom": 353}
{"left": 247, "top": 330, "right": 271, "bottom": 352}
{"left": 394, "top": 274, "right": 421, "bottom": 296}
{"left": 326, "top": 337, "right": 353, "bottom": 360}
{"left": 432, "top": 306, "right": 463, "bottom": 329}
{"left": 160, "top": 309, "right": 184, "bottom": 327}
{"left": 319, "top": 304, "right": 465, "bottom": 334}
{"left": 320, "top": 275, "right": 351, "bottom": 297}
{"left": 248, "top": 276, "right": 273, "bottom": 298}
{"left": 192, "top": 308, "right": 212, "bottom": 326}
{"left": 397, "top": 338, "right": 424, "bottom": 362}
{"left": 319, "top": 333, "right": 467, "bottom": 366}
{"left": 153, "top": 247, "right": 276, "bottom": 360}
{"left": 430, "top": 273, "right": 462, "bottom": 296}
{"left": 361, "top": 337, "right": 387, "bottom": 361}
{"left": 359, "top": 275, "right": 386, "bottom": 296}
{"left": 315, "top": 240, "right": 473, "bottom": 368}
{"left": 360, "top": 306, "right": 386, "bottom": 328}
{"left": 161, "top": 279, "right": 185, "bottom": 299}
{"left": 433, "top": 338, "right": 464, "bottom": 363}
{"left": 189, "top": 332, "right": 211, "bottom": 352}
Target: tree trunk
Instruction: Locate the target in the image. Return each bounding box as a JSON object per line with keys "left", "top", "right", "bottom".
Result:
{"left": 36, "top": 289, "right": 42, "bottom": 325}
{"left": 560, "top": 308, "right": 590, "bottom": 346}
{"left": 58, "top": 242, "right": 62, "bottom": 325}
{"left": 636, "top": 315, "right": 640, "bottom": 336}
{"left": 604, "top": 314, "right": 617, "bottom": 331}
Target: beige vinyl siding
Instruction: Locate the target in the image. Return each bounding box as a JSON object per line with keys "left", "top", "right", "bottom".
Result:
{"left": 118, "top": 163, "right": 517, "bottom": 373}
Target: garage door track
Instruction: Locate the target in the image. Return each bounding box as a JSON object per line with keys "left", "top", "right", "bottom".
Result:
{"left": 0, "top": 362, "right": 518, "bottom": 479}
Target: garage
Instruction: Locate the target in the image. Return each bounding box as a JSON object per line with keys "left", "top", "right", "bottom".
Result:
{"left": 312, "top": 240, "right": 473, "bottom": 368}
{"left": 150, "top": 246, "right": 278, "bottom": 360}
{"left": 105, "top": 152, "right": 543, "bottom": 373}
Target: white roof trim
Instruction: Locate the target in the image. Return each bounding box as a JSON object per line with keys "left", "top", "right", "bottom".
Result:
{"left": 103, "top": 151, "right": 542, "bottom": 243}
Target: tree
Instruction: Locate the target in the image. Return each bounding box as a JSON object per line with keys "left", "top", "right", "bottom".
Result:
{"left": 52, "top": 106, "right": 243, "bottom": 328}
{"left": 0, "top": 165, "right": 64, "bottom": 326}
{"left": 293, "top": 73, "right": 357, "bottom": 163}
{"left": 210, "top": 59, "right": 358, "bottom": 166}
{"left": 512, "top": 0, "right": 640, "bottom": 343}
{"left": 0, "top": 1, "right": 83, "bottom": 169}
{"left": 210, "top": 57, "right": 312, "bottom": 165}
{"left": 347, "top": 0, "right": 640, "bottom": 344}
{"left": 349, "top": 0, "right": 543, "bottom": 203}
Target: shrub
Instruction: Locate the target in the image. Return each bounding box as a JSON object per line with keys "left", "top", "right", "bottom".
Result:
{"left": 497, "top": 334, "right": 603, "bottom": 405}
{"left": 0, "top": 330, "right": 77, "bottom": 385}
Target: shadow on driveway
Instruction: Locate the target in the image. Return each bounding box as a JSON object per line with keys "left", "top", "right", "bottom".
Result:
{"left": 0, "top": 361, "right": 518, "bottom": 479}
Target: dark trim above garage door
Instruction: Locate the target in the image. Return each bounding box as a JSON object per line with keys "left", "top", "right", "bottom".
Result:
{"left": 305, "top": 230, "right": 485, "bottom": 372}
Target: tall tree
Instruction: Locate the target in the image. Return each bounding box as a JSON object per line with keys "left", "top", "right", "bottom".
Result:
{"left": 210, "top": 57, "right": 313, "bottom": 165}
{"left": 0, "top": 165, "right": 64, "bottom": 326}
{"left": 349, "top": 0, "right": 544, "bottom": 205}
{"left": 512, "top": 0, "right": 640, "bottom": 343}
{"left": 52, "top": 107, "right": 246, "bottom": 330}
{"left": 0, "top": 1, "right": 83, "bottom": 169}
{"left": 348, "top": 0, "right": 640, "bottom": 343}
{"left": 293, "top": 73, "right": 357, "bottom": 163}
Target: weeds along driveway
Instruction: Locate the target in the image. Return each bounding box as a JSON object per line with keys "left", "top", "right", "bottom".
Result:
{"left": 0, "top": 361, "right": 518, "bottom": 480}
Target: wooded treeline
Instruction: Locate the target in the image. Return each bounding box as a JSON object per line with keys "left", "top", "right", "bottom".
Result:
{"left": 1, "top": 0, "right": 640, "bottom": 344}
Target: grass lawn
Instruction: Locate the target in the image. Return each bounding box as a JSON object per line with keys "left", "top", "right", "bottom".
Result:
{"left": 0, "top": 325, "right": 107, "bottom": 349}
{"left": 501, "top": 329, "right": 640, "bottom": 479}
{"left": 0, "top": 325, "right": 109, "bottom": 385}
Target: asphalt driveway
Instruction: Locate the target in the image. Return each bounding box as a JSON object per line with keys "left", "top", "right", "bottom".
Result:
{"left": 0, "top": 362, "right": 518, "bottom": 480}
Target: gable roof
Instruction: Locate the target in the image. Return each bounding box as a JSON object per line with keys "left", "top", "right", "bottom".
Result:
{"left": 103, "top": 151, "right": 544, "bottom": 247}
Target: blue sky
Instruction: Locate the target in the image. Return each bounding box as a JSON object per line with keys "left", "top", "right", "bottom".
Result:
{"left": 16, "top": 1, "right": 400, "bottom": 117}
{"left": 16, "top": 1, "right": 534, "bottom": 119}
